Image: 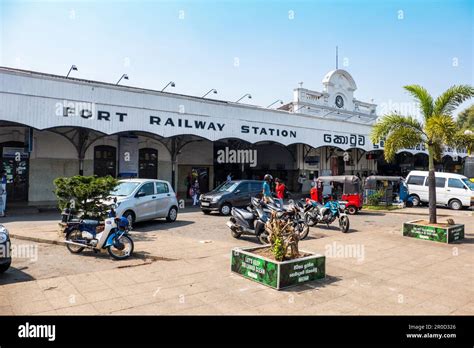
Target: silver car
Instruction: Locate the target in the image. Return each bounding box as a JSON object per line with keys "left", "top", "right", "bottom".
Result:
{"left": 111, "top": 179, "right": 178, "bottom": 225}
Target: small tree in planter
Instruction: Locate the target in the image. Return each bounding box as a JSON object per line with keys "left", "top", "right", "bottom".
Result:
{"left": 54, "top": 175, "right": 119, "bottom": 219}
{"left": 231, "top": 210, "right": 325, "bottom": 289}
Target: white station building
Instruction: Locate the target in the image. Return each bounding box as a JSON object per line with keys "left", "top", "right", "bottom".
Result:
{"left": 0, "top": 67, "right": 467, "bottom": 205}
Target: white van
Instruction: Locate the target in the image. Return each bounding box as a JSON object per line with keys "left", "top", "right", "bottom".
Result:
{"left": 405, "top": 170, "right": 474, "bottom": 210}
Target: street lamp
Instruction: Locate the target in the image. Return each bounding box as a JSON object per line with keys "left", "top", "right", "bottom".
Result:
{"left": 293, "top": 105, "right": 310, "bottom": 112}
{"left": 161, "top": 81, "right": 176, "bottom": 92}
{"left": 202, "top": 89, "right": 217, "bottom": 98}
{"left": 267, "top": 99, "right": 283, "bottom": 108}
{"left": 236, "top": 93, "right": 252, "bottom": 103}
{"left": 66, "top": 65, "right": 78, "bottom": 78}
{"left": 116, "top": 74, "right": 129, "bottom": 85}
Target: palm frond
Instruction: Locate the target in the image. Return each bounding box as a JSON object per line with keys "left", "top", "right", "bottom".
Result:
{"left": 404, "top": 85, "right": 434, "bottom": 119}
{"left": 450, "top": 130, "right": 474, "bottom": 153}
{"left": 425, "top": 114, "right": 457, "bottom": 144}
{"left": 383, "top": 127, "right": 424, "bottom": 162}
{"left": 371, "top": 114, "right": 425, "bottom": 144}
{"left": 433, "top": 85, "right": 474, "bottom": 116}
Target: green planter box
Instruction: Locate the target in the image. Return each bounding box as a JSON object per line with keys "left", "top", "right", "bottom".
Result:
{"left": 231, "top": 246, "right": 325, "bottom": 290}
{"left": 403, "top": 220, "right": 464, "bottom": 243}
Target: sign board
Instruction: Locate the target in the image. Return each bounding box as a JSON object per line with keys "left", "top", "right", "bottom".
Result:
{"left": 118, "top": 136, "right": 138, "bottom": 177}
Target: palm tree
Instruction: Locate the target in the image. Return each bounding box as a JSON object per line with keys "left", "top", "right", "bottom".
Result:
{"left": 371, "top": 85, "right": 474, "bottom": 223}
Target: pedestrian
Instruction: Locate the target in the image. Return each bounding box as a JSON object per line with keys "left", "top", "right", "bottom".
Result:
{"left": 0, "top": 171, "right": 6, "bottom": 217}
{"left": 275, "top": 178, "right": 286, "bottom": 200}
{"left": 262, "top": 174, "right": 273, "bottom": 203}
{"left": 297, "top": 173, "right": 306, "bottom": 192}
{"left": 226, "top": 173, "right": 232, "bottom": 183}
{"left": 192, "top": 179, "right": 200, "bottom": 206}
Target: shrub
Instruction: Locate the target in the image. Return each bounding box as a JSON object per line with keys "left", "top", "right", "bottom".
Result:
{"left": 53, "top": 175, "right": 119, "bottom": 219}
{"left": 367, "top": 189, "right": 384, "bottom": 206}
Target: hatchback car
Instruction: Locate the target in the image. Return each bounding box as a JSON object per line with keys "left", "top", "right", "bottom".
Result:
{"left": 200, "top": 180, "right": 264, "bottom": 215}
{"left": 0, "top": 224, "right": 11, "bottom": 273}
{"left": 111, "top": 179, "right": 179, "bottom": 224}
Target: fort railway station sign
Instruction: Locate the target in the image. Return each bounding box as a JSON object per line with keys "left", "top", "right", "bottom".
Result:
{"left": 0, "top": 67, "right": 467, "bottom": 158}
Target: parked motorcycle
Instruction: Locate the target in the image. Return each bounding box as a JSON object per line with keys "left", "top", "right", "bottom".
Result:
{"left": 227, "top": 197, "right": 270, "bottom": 244}
{"left": 304, "top": 197, "right": 350, "bottom": 233}
{"left": 64, "top": 208, "right": 134, "bottom": 260}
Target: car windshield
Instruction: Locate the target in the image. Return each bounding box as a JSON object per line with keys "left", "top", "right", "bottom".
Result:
{"left": 215, "top": 181, "right": 240, "bottom": 193}
{"left": 112, "top": 182, "right": 140, "bottom": 196}
{"left": 461, "top": 178, "right": 474, "bottom": 190}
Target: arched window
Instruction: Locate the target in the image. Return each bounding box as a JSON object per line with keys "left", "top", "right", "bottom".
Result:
{"left": 139, "top": 148, "right": 158, "bottom": 179}
{"left": 94, "top": 145, "right": 116, "bottom": 177}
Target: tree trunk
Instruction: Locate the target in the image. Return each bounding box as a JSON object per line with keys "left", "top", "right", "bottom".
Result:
{"left": 427, "top": 145, "right": 437, "bottom": 224}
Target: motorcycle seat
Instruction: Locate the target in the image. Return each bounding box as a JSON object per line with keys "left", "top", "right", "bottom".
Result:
{"left": 234, "top": 208, "right": 254, "bottom": 220}
{"left": 82, "top": 219, "right": 100, "bottom": 226}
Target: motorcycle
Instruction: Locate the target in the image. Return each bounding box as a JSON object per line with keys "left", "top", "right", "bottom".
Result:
{"left": 64, "top": 206, "right": 134, "bottom": 260}
{"left": 227, "top": 197, "right": 270, "bottom": 244}
{"left": 304, "top": 197, "right": 350, "bottom": 233}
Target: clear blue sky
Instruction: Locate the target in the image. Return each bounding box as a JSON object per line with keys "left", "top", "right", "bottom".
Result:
{"left": 1, "top": 0, "right": 473, "bottom": 115}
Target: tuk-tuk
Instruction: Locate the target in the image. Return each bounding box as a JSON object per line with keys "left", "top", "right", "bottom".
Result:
{"left": 311, "top": 175, "right": 362, "bottom": 214}
{"left": 364, "top": 176, "right": 409, "bottom": 205}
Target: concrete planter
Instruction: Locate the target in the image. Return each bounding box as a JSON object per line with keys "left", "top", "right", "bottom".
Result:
{"left": 403, "top": 220, "right": 464, "bottom": 244}
{"left": 231, "top": 246, "right": 325, "bottom": 290}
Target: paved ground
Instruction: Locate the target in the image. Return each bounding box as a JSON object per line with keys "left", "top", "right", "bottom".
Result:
{"left": 0, "top": 206, "right": 472, "bottom": 315}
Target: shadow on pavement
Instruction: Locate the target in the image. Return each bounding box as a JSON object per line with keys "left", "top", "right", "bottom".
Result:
{"left": 131, "top": 219, "right": 194, "bottom": 234}
{"left": 283, "top": 274, "right": 342, "bottom": 293}
{"left": 0, "top": 266, "right": 35, "bottom": 285}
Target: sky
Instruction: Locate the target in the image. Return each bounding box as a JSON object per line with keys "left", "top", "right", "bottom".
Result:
{"left": 0, "top": 0, "right": 473, "bottom": 116}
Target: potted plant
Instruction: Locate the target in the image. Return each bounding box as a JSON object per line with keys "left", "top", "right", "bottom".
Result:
{"left": 231, "top": 211, "right": 325, "bottom": 289}
{"left": 371, "top": 84, "right": 474, "bottom": 243}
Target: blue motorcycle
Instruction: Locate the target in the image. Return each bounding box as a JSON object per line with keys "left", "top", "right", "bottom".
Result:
{"left": 304, "top": 197, "right": 350, "bottom": 233}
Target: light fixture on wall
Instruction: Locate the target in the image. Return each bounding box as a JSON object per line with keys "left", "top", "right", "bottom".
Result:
{"left": 162, "top": 81, "right": 176, "bottom": 92}
{"left": 202, "top": 89, "right": 218, "bottom": 98}
{"left": 66, "top": 65, "right": 78, "bottom": 78}
{"left": 267, "top": 99, "right": 283, "bottom": 108}
{"left": 236, "top": 94, "right": 252, "bottom": 103}
{"left": 116, "top": 74, "right": 129, "bottom": 85}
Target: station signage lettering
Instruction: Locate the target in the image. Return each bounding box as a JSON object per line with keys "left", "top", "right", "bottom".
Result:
{"left": 323, "top": 133, "right": 365, "bottom": 146}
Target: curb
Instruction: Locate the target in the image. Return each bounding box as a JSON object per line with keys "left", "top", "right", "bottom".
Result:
{"left": 363, "top": 209, "right": 453, "bottom": 217}
{"left": 9, "top": 233, "right": 177, "bottom": 262}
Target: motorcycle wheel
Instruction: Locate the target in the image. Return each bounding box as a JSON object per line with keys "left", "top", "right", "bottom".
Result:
{"left": 108, "top": 235, "right": 134, "bottom": 260}
{"left": 304, "top": 212, "right": 315, "bottom": 227}
{"left": 297, "top": 221, "right": 310, "bottom": 240}
{"left": 66, "top": 229, "right": 86, "bottom": 254}
{"left": 339, "top": 215, "right": 350, "bottom": 233}
{"left": 258, "top": 232, "right": 269, "bottom": 244}
{"left": 231, "top": 229, "right": 242, "bottom": 239}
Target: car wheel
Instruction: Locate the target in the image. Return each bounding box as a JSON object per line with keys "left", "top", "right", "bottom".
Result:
{"left": 347, "top": 206, "right": 357, "bottom": 215}
{"left": 0, "top": 262, "right": 11, "bottom": 273}
{"left": 449, "top": 199, "right": 462, "bottom": 211}
{"left": 410, "top": 195, "right": 420, "bottom": 207}
{"left": 166, "top": 206, "right": 178, "bottom": 222}
{"left": 219, "top": 203, "right": 232, "bottom": 216}
{"left": 123, "top": 211, "right": 135, "bottom": 227}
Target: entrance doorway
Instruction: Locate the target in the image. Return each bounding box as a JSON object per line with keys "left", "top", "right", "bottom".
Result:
{"left": 94, "top": 145, "right": 117, "bottom": 177}
{"left": 0, "top": 142, "right": 29, "bottom": 202}
{"left": 139, "top": 148, "right": 158, "bottom": 179}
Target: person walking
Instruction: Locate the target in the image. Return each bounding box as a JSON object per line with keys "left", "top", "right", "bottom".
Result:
{"left": 0, "top": 171, "right": 6, "bottom": 217}
{"left": 192, "top": 179, "right": 200, "bottom": 206}
{"left": 262, "top": 174, "right": 273, "bottom": 203}
{"left": 275, "top": 178, "right": 286, "bottom": 200}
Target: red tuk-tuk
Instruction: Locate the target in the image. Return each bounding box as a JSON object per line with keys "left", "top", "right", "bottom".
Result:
{"left": 311, "top": 175, "right": 362, "bottom": 215}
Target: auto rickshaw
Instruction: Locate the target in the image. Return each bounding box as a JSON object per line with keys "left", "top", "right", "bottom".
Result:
{"left": 311, "top": 175, "right": 362, "bottom": 215}
{"left": 364, "top": 176, "right": 410, "bottom": 206}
